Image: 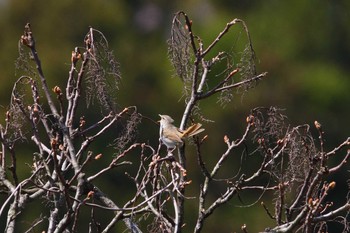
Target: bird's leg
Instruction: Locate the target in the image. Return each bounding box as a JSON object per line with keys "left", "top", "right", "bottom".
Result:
{"left": 167, "top": 147, "right": 177, "bottom": 156}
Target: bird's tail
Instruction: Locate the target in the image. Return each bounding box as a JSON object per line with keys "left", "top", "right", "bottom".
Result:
{"left": 181, "top": 123, "right": 205, "bottom": 138}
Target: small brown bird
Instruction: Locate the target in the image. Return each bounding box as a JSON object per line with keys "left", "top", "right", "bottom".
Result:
{"left": 159, "top": 114, "right": 204, "bottom": 150}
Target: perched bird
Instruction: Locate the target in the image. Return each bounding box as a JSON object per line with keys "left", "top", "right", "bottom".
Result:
{"left": 159, "top": 114, "right": 204, "bottom": 151}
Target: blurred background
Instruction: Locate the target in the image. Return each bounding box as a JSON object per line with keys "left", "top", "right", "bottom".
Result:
{"left": 0, "top": 0, "right": 349, "bottom": 232}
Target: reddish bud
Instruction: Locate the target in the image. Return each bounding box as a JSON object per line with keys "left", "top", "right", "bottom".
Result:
{"left": 52, "top": 86, "right": 62, "bottom": 95}
{"left": 87, "top": 191, "right": 94, "bottom": 199}
{"left": 314, "top": 121, "right": 322, "bottom": 130}
{"left": 95, "top": 153, "right": 102, "bottom": 160}
{"left": 71, "top": 47, "right": 81, "bottom": 64}
{"left": 50, "top": 138, "right": 58, "bottom": 150}
{"left": 328, "top": 181, "right": 336, "bottom": 190}
{"left": 224, "top": 135, "right": 230, "bottom": 144}
{"left": 246, "top": 115, "right": 254, "bottom": 125}
{"left": 277, "top": 139, "right": 284, "bottom": 146}
{"left": 79, "top": 117, "right": 86, "bottom": 128}
{"left": 258, "top": 138, "right": 265, "bottom": 145}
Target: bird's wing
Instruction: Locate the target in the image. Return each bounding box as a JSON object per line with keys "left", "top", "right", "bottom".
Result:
{"left": 162, "top": 126, "right": 183, "bottom": 143}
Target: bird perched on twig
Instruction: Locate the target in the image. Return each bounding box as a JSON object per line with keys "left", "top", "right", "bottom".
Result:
{"left": 159, "top": 114, "right": 204, "bottom": 151}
